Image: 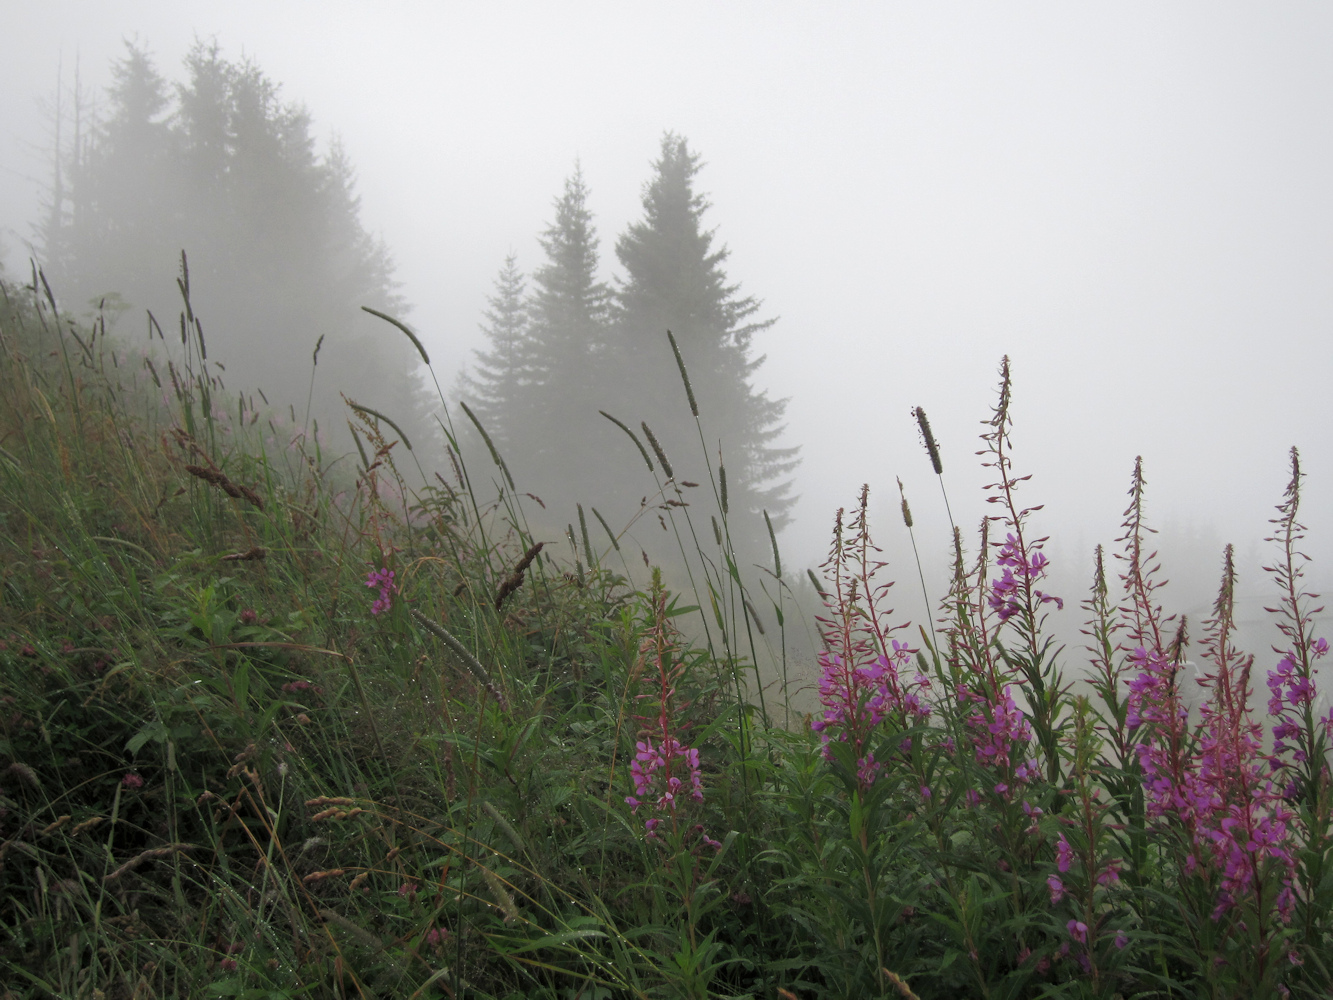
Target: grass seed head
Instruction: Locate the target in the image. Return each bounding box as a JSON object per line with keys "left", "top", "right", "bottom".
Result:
{"left": 913, "top": 406, "right": 943, "bottom": 475}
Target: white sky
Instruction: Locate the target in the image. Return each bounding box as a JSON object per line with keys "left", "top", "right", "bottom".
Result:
{"left": 3, "top": 2, "right": 1332, "bottom": 617}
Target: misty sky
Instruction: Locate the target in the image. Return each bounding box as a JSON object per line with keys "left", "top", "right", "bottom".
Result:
{"left": 3, "top": 2, "right": 1332, "bottom": 621}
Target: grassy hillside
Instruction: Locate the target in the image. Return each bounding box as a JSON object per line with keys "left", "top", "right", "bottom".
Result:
{"left": 1, "top": 271, "right": 1331, "bottom": 1000}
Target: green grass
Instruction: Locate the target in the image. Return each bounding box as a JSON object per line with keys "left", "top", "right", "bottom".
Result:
{"left": 3, "top": 274, "right": 1332, "bottom": 1000}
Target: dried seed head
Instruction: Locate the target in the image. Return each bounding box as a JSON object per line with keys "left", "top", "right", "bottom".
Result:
{"left": 913, "top": 407, "right": 943, "bottom": 475}
{"left": 600, "top": 411, "right": 654, "bottom": 472}
{"left": 764, "top": 509, "right": 781, "bottom": 577}
{"left": 744, "top": 600, "right": 765, "bottom": 635}
{"left": 578, "top": 504, "right": 593, "bottom": 567}
{"left": 640, "top": 422, "right": 674, "bottom": 480}
{"left": 459, "top": 399, "right": 514, "bottom": 490}
{"left": 667, "top": 330, "right": 699, "bottom": 416}
{"left": 591, "top": 507, "right": 620, "bottom": 552}
{"left": 719, "top": 463, "right": 728, "bottom": 515}
{"left": 896, "top": 477, "right": 913, "bottom": 529}
{"left": 807, "top": 568, "right": 829, "bottom": 600}
{"left": 361, "top": 306, "right": 430, "bottom": 365}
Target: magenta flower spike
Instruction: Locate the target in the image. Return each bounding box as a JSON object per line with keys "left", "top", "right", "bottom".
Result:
{"left": 366, "top": 566, "right": 396, "bottom": 615}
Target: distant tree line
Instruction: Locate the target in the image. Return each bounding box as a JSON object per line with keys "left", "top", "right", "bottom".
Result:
{"left": 462, "top": 137, "right": 798, "bottom": 560}
{"left": 38, "top": 40, "right": 433, "bottom": 449}
{"left": 32, "top": 42, "right": 797, "bottom": 557}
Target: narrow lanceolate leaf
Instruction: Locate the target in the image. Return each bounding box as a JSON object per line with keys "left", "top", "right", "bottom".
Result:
{"left": 667, "top": 330, "right": 699, "bottom": 416}
{"left": 361, "top": 305, "right": 431, "bottom": 365}
{"left": 599, "top": 410, "right": 653, "bottom": 472}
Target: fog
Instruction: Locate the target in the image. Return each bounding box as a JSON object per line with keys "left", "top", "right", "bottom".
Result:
{"left": 3, "top": 3, "right": 1332, "bottom": 657}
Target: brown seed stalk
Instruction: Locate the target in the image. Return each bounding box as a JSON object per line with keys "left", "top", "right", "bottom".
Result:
{"left": 494, "top": 542, "right": 545, "bottom": 611}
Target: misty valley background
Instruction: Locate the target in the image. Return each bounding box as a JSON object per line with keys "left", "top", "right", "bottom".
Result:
{"left": 3, "top": 13, "right": 1330, "bottom": 693}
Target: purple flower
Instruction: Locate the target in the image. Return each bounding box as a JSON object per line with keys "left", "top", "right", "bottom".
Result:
{"left": 1047, "top": 875, "right": 1064, "bottom": 903}
{"left": 989, "top": 534, "right": 1063, "bottom": 622}
{"left": 1066, "top": 919, "right": 1088, "bottom": 944}
{"left": 1056, "top": 834, "right": 1073, "bottom": 873}
{"left": 366, "top": 566, "right": 397, "bottom": 616}
{"left": 122, "top": 773, "right": 144, "bottom": 790}
{"left": 1114, "top": 929, "right": 1129, "bottom": 950}
{"left": 811, "top": 643, "right": 926, "bottom": 785}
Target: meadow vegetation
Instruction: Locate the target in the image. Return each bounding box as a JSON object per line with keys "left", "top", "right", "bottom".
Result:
{"left": 1, "top": 267, "right": 1330, "bottom": 1000}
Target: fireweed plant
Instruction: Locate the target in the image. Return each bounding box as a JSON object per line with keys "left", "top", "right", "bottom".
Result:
{"left": 8, "top": 270, "right": 1333, "bottom": 1000}
{"left": 769, "top": 359, "right": 1332, "bottom": 1000}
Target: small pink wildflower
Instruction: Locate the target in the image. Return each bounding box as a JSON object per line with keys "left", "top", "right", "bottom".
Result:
{"left": 366, "top": 567, "right": 397, "bottom": 616}
{"left": 1047, "top": 875, "right": 1064, "bottom": 903}
{"left": 122, "top": 773, "right": 144, "bottom": 790}
{"left": 1056, "top": 834, "right": 1073, "bottom": 872}
{"left": 811, "top": 641, "right": 927, "bottom": 784}
{"left": 989, "top": 533, "right": 1063, "bottom": 622}
{"left": 1115, "top": 929, "right": 1129, "bottom": 950}
{"left": 1066, "top": 919, "right": 1088, "bottom": 944}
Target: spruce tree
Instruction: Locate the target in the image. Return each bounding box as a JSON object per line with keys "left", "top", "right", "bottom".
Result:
{"left": 40, "top": 41, "right": 433, "bottom": 454}
{"left": 517, "top": 166, "right": 612, "bottom": 512}
{"left": 461, "top": 254, "right": 529, "bottom": 454}
{"left": 610, "top": 133, "right": 798, "bottom": 554}
{"left": 44, "top": 42, "right": 177, "bottom": 315}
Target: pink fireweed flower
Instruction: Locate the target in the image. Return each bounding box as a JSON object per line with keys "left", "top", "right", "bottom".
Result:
{"left": 1047, "top": 875, "right": 1064, "bottom": 904}
{"left": 1066, "top": 919, "right": 1088, "bottom": 944}
{"left": 1267, "top": 637, "right": 1329, "bottom": 754}
{"left": 365, "top": 566, "right": 396, "bottom": 616}
{"left": 1056, "top": 834, "right": 1073, "bottom": 873}
{"left": 626, "top": 734, "right": 706, "bottom": 840}
{"left": 989, "top": 534, "right": 1064, "bottom": 623}
{"left": 1129, "top": 634, "right": 1300, "bottom": 926}
{"left": 811, "top": 640, "right": 926, "bottom": 784}
{"left": 1115, "top": 929, "right": 1129, "bottom": 950}
{"left": 959, "top": 684, "right": 1033, "bottom": 791}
